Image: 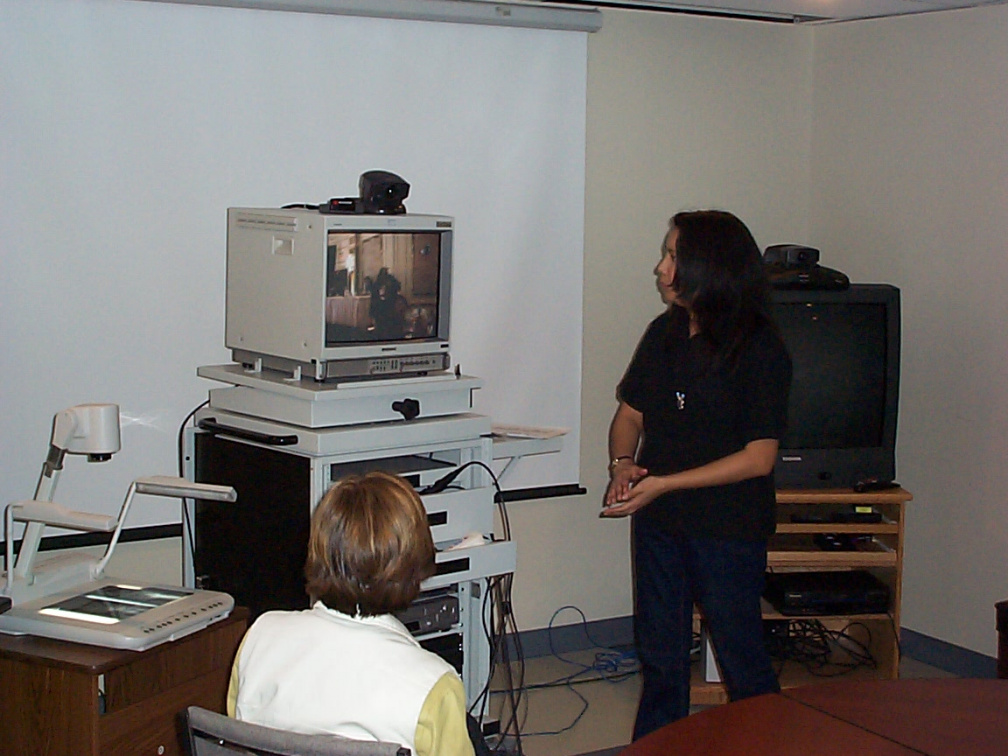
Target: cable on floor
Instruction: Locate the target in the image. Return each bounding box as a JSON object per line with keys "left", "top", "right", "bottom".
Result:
{"left": 766, "top": 618, "right": 877, "bottom": 677}
{"left": 503, "top": 605, "right": 640, "bottom": 740}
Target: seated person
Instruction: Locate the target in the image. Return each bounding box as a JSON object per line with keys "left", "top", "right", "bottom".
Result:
{"left": 228, "top": 472, "right": 475, "bottom": 756}
{"left": 328, "top": 267, "right": 349, "bottom": 296}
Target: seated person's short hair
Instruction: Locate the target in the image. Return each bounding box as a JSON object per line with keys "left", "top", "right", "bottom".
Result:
{"left": 305, "top": 471, "right": 435, "bottom": 616}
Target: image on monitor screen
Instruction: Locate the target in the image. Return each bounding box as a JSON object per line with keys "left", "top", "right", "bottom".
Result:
{"left": 325, "top": 230, "right": 441, "bottom": 345}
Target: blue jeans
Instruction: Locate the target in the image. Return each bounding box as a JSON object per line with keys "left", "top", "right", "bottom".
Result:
{"left": 631, "top": 518, "right": 779, "bottom": 740}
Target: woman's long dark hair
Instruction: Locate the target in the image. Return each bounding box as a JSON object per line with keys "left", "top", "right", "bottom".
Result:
{"left": 670, "top": 210, "right": 773, "bottom": 371}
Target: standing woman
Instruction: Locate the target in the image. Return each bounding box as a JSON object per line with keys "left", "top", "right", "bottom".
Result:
{"left": 603, "top": 210, "right": 791, "bottom": 739}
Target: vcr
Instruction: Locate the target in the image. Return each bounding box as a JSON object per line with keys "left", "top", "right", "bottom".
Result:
{"left": 764, "top": 570, "right": 890, "bottom": 616}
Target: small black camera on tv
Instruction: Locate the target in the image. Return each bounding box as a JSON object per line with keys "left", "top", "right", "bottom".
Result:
{"left": 359, "top": 170, "right": 409, "bottom": 215}
{"left": 763, "top": 244, "right": 820, "bottom": 268}
{"left": 762, "top": 244, "right": 849, "bottom": 291}
{"left": 318, "top": 171, "right": 411, "bottom": 215}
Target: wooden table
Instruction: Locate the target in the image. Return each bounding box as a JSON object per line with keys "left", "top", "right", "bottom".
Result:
{"left": 0, "top": 607, "right": 247, "bottom": 756}
{"left": 621, "top": 679, "right": 1008, "bottom": 756}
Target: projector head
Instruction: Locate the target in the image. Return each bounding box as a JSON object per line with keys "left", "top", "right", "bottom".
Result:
{"left": 51, "top": 404, "right": 121, "bottom": 461}
{"left": 359, "top": 170, "right": 409, "bottom": 215}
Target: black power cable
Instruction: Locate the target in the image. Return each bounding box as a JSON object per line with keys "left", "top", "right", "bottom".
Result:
{"left": 433, "top": 461, "right": 522, "bottom": 755}
{"left": 768, "top": 618, "right": 878, "bottom": 677}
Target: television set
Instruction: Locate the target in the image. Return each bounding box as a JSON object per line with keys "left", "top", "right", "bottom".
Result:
{"left": 225, "top": 208, "right": 453, "bottom": 381}
{"left": 770, "top": 283, "right": 901, "bottom": 489}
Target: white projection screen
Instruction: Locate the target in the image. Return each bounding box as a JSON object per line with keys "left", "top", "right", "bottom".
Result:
{"left": 0, "top": 0, "right": 586, "bottom": 533}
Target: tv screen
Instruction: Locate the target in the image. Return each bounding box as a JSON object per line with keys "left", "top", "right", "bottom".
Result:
{"left": 325, "top": 230, "right": 442, "bottom": 345}
{"left": 770, "top": 284, "right": 900, "bottom": 489}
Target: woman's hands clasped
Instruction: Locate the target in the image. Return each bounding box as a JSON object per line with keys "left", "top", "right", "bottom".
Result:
{"left": 602, "top": 460, "right": 661, "bottom": 517}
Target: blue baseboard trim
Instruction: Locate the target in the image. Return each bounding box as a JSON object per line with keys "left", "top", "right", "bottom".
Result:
{"left": 511, "top": 615, "right": 999, "bottom": 680}
{"left": 900, "top": 628, "right": 997, "bottom": 678}
{"left": 512, "top": 615, "right": 634, "bottom": 659}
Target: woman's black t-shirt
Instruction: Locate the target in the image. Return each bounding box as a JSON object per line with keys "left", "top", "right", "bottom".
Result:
{"left": 618, "top": 305, "right": 792, "bottom": 541}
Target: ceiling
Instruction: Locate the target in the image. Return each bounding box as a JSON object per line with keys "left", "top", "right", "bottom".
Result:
{"left": 563, "top": 0, "right": 1008, "bottom": 22}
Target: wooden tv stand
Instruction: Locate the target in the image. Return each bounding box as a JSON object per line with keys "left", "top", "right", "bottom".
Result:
{"left": 691, "top": 487, "right": 912, "bottom": 706}
{"left": 0, "top": 607, "right": 247, "bottom": 756}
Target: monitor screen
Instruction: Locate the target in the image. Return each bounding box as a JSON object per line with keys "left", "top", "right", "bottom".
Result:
{"left": 774, "top": 301, "right": 888, "bottom": 449}
{"left": 325, "top": 230, "right": 442, "bottom": 345}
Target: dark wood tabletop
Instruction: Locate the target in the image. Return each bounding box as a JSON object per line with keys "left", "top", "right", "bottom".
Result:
{"left": 621, "top": 678, "right": 1008, "bottom": 756}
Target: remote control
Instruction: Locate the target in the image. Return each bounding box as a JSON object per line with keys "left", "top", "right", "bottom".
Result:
{"left": 853, "top": 478, "right": 899, "bottom": 493}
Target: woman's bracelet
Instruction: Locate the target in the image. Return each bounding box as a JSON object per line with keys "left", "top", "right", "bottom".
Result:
{"left": 608, "top": 455, "right": 635, "bottom": 472}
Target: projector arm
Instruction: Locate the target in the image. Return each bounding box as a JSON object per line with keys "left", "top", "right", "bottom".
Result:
{"left": 5, "top": 476, "right": 236, "bottom": 599}
{"left": 16, "top": 404, "right": 122, "bottom": 582}
{"left": 5, "top": 501, "right": 118, "bottom": 595}
{"left": 4, "top": 402, "right": 237, "bottom": 605}
{"left": 92, "top": 477, "right": 236, "bottom": 578}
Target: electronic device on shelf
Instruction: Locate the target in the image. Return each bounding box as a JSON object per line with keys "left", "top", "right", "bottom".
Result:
{"left": 853, "top": 477, "right": 900, "bottom": 493}
{"left": 790, "top": 510, "right": 883, "bottom": 524}
{"left": 225, "top": 207, "right": 453, "bottom": 382}
{"left": 394, "top": 587, "right": 459, "bottom": 635}
{"left": 771, "top": 284, "right": 901, "bottom": 490}
{"left": 763, "top": 570, "right": 890, "bottom": 616}
{"left": 812, "top": 533, "right": 864, "bottom": 551}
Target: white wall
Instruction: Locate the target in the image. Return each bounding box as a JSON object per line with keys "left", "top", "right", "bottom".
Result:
{"left": 809, "top": 5, "right": 1008, "bottom": 655}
